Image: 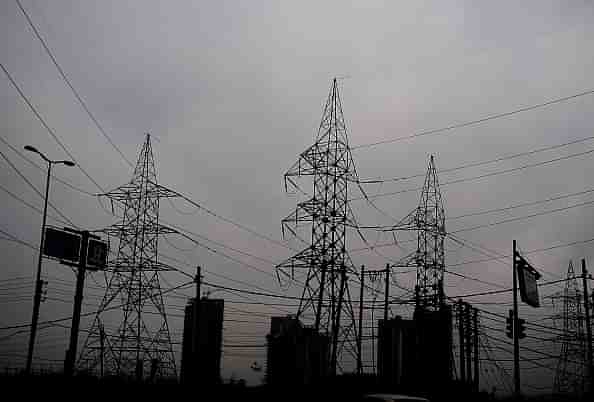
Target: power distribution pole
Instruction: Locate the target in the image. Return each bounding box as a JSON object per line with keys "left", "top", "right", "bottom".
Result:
{"left": 195, "top": 265, "right": 202, "bottom": 300}
{"left": 191, "top": 266, "right": 202, "bottom": 380}
{"left": 384, "top": 264, "right": 390, "bottom": 323}
{"left": 513, "top": 240, "right": 521, "bottom": 398}
{"left": 465, "top": 302, "right": 472, "bottom": 385}
{"left": 64, "top": 230, "right": 93, "bottom": 376}
{"left": 458, "top": 300, "right": 465, "bottom": 383}
{"left": 582, "top": 259, "right": 593, "bottom": 392}
{"left": 358, "top": 266, "right": 364, "bottom": 375}
{"left": 473, "top": 308, "right": 479, "bottom": 392}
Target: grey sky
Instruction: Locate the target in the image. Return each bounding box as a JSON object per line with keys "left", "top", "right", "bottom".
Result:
{"left": 1, "top": 0, "right": 594, "bottom": 393}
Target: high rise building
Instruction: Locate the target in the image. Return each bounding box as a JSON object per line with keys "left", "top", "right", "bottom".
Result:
{"left": 378, "top": 307, "right": 452, "bottom": 392}
{"left": 181, "top": 298, "right": 224, "bottom": 385}
{"left": 266, "top": 316, "right": 329, "bottom": 386}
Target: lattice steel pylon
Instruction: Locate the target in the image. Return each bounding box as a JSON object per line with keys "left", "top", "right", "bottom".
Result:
{"left": 552, "top": 260, "right": 587, "bottom": 397}
{"left": 414, "top": 155, "right": 446, "bottom": 310}
{"left": 389, "top": 156, "right": 446, "bottom": 311}
{"left": 276, "top": 78, "right": 359, "bottom": 375}
{"left": 78, "top": 134, "right": 179, "bottom": 381}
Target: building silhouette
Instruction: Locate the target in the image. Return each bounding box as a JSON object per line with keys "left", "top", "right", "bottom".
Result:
{"left": 266, "top": 316, "right": 329, "bottom": 386}
{"left": 378, "top": 306, "right": 452, "bottom": 392}
{"left": 181, "top": 298, "right": 224, "bottom": 385}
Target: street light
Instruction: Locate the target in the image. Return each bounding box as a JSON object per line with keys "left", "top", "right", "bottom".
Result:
{"left": 24, "top": 145, "right": 75, "bottom": 374}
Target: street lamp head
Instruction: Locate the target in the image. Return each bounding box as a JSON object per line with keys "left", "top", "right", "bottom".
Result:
{"left": 60, "top": 160, "right": 76, "bottom": 167}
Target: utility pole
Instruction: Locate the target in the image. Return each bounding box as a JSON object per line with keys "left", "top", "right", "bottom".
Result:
{"left": 384, "top": 264, "right": 390, "bottom": 323}
{"left": 458, "top": 300, "right": 466, "bottom": 383}
{"left": 473, "top": 308, "right": 479, "bottom": 392}
{"left": 191, "top": 266, "right": 202, "bottom": 380}
{"left": 582, "top": 259, "right": 593, "bottom": 392}
{"left": 513, "top": 240, "right": 521, "bottom": 399}
{"left": 358, "top": 266, "right": 364, "bottom": 375}
{"left": 465, "top": 302, "right": 472, "bottom": 386}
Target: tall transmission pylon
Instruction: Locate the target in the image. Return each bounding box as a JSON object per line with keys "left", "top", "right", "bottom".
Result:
{"left": 389, "top": 155, "right": 446, "bottom": 311}
{"left": 276, "top": 78, "right": 359, "bottom": 375}
{"left": 79, "top": 134, "right": 179, "bottom": 381}
{"left": 414, "top": 155, "right": 446, "bottom": 310}
{"left": 552, "top": 260, "right": 587, "bottom": 397}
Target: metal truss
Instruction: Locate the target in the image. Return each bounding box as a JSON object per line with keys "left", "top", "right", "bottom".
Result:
{"left": 78, "top": 134, "right": 178, "bottom": 381}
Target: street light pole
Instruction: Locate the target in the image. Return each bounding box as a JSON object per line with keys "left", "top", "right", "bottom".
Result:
{"left": 24, "top": 145, "right": 74, "bottom": 374}
{"left": 25, "top": 160, "right": 51, "bottom": 374}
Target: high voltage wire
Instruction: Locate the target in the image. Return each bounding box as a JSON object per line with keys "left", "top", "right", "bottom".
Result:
{"left": 351, "top": 88, "right": 594, "bottom": 150}
{"left": 449, "top": 199, "right": 594, "bottom": 236}
{"left": 0, "top": 134, "right": 95, "bottom": 195}
{"left": 351, "top": 146, "right": 594, "bottom": 201}
{"left": 152, "top": 181, "right": 295, "bottom": 252}
{"left": 0, "top": 63, "right": 105, "bottom": 193}
{"left": 447, "top": 234, "right": 561, "bottom": 282}
{"left": 448, "top": 187, "right": 594, "bottom": 221}
{"left": 14, "top": 0, "right": 134, "bottom": 169}
{"left": 0, "top": 148, "right": 77, "bottom": 227}
{"left": 0, "top": 281, "right": 194, "bottom": 331}
{"left": 447, "top": 236, "right": 594, "bottom": 269}
{"left": 0, "top": 182, "right": 72, "bottom": 227}
{"left": 357, "top": 134, "right": 594, "bottom": 184}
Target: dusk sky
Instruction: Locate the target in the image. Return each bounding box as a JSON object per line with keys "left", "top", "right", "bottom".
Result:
{"left": 1, "top": 1, "right": 593, "bottom": 394}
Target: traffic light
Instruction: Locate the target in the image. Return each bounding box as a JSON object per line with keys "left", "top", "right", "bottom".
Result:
{"left": 517, "top": 318, "right": 526, "bottom": 339}
{"left": 505, "top": 309, "right": 513, "bottom": 339}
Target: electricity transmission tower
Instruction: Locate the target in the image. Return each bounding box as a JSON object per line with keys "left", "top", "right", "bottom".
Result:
{"left": 276, "top": 78, "right": 359, "bottom": 374}
{"left": 389, "top": 155, "right": 446, "bottom": 311}
{"left": 79, "top": 134, "right": 179, "bottom": 380}
{"left": 553, "top": 260, "right": 587, "bottom": 397}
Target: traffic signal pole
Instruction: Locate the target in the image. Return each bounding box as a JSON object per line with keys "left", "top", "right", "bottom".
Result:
{"left": 513, "top": 240, "right": 521, "bottom": 399}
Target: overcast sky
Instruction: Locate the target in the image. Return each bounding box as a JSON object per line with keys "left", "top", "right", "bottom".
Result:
{"left": 1, "top": 0, "right": 594, "bottom": 394}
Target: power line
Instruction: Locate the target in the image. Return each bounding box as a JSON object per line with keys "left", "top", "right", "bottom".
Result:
{"left": 448, "top": 187, "right": 594, "bottom": 221}
{"left": 154, "top": 181, "right": 294, "bottom": 252}
{"left": 351, "top": 146, "right": 594, "bottom": 201}
{"left": 447, "top": 236, "right": 594, "bottom": 269}
{"left": 0, "top": 62, "right": 105, "bottom": 193}
{"left": 0, "top": 228, "right": 37, "bottom": 252}
{"left": 14, "top": 0, "right": 133, "bottom": 169}
{"left": 0, "top": 148, "right": 77, "bottom": 227}
{"left": 0, "top": 182, "right": 72, "bottom": 227}
{"left": 449, "top": 198, "right": 594, "bottom": 236}
{"left": 449, "top": 278, "right": 569, "bottom": 299}
{"left": 352, "top": 88, "right": 594, "bottom": 149}
{"left": 0, "top": 134, "right": 94, "bottom": 196}
{"left": 358, "top": 135, "right": 594, "bottom": 184}
{"left": 0, "top": 280, "right": 194, "bottom": 331}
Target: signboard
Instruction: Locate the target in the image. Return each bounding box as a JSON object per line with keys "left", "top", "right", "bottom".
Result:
{"left": 86, "top": 238, "right": 108, "bottom": 270}
{"left": 43, "top": 227, "right": 81, "bottom": 263}
{"left": 516, "top": 254, "right": 541, "bottom": 308}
